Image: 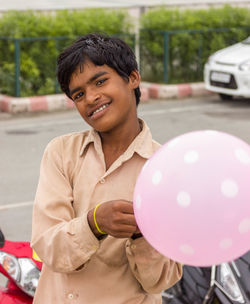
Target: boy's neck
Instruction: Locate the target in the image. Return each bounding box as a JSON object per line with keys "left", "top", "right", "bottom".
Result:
{"left": 99, "top": 119, "right": 141, "bottom": 170}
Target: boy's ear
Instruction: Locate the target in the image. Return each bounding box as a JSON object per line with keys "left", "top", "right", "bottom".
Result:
{"left": 129, "top": 70, "right": 140, "bottom": 89}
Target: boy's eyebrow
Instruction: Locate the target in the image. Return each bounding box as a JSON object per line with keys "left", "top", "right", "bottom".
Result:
{"left": 69, "top": 71, "right": 108, "bottom": 97}
{"left": 88, "top": 71, "right": 108, "bottom": 84}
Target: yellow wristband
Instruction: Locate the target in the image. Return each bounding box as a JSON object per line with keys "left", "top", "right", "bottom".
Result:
{"left": 93, "top": 203, "right": 106, "bottom": 235}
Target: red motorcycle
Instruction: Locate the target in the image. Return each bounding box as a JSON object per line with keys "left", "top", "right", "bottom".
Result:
{"left": 0, "top": 229, "right": 42, "bottom": 304}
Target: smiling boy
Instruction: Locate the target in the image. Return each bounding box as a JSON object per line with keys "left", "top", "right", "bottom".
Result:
{"left": 31, "top": 33, "right": 182, "bottom": 303}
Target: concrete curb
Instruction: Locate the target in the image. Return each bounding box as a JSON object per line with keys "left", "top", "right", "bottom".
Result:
{"left": 141, "top": 82, "right": 213, "bottom": 100}
{"left": 0, "top": 94, "right": 75, "bottom": 114}
{"left": 0, "top": 82, "right": 213, "bottom": 114}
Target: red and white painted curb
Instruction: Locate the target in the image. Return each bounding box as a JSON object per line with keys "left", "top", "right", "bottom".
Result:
{"left": 0, "top": 82, "right": 213, "bottom": 114}
{"left": 141, "top": 81, "right": 213, "bottom": 100}
{"left": 0, "top": 94, "right": 75, "bottom": 114}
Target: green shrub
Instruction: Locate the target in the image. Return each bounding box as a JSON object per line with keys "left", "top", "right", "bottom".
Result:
{"left": 1, "top": 6, "right": 250, "bottom": 96}
{"left": 0, "top": 9, "right": 132, "bottom": 96}
{"left": 140, "top": 5, "right": 250, "bottom": 83}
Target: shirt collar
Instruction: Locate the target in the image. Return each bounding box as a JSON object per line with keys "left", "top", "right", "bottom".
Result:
{"left": 79, "top": 128, "right": 100, "bottom": 156}
{"left": 79, "top": 119, "right": 155, "bottom": 160}
{"left": 126, "top": 119, "right": 155, "bottom": 159}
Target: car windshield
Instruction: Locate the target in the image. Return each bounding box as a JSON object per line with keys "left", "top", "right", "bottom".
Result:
{"left": 242, "top": 36, "right": 250, "bottom": 44}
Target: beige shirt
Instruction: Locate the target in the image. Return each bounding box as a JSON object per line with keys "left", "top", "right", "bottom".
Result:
{"left": 31, "top": 120, "right": 182, "bottom": 304}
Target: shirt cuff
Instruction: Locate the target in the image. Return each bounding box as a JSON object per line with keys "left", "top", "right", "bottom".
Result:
{"left": 66, "top": 212, "right": 100, "bottom": 253}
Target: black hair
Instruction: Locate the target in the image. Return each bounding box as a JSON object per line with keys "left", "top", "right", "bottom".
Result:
{"left": 57, "top": 33, "right": 141, "bottom": 105}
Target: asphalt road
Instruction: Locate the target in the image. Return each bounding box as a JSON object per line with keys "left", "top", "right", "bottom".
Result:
{"left": 1, "top": 94, "right": 250, "bottom": 242}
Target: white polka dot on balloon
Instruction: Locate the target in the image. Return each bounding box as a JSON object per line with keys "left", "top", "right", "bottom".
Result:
{"left": 220, "top": 238, "right": 233, "bottom": 250}
{"left": 135, "top": 195, "right": 142, "bottom": 210}
{"left": 238, "top": 218, "right": 250, "bottom": 234}
{"left": 184, "top": 150, "right": 199, "bottom": 164}
{"left": 177, "top": 191, "right": 191, "bottom": 207}
{"left": 152, "top": 170, "right": 162, "bottom": 185}
{"left": 179, "top": 244, "right": 194, "bottom": 255}
{"left": 221, "top": 179, "right": 239, "bottom": 198}
{"left": 235, "top": 148, "right": 250, "bottom": 165}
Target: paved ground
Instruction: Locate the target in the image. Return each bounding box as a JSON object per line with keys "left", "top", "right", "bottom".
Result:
{"left": 1, "top": 94, "right": 250, "bottom": 288}
{"left": 1, "top": 94, "right": 250, "bottom": 241}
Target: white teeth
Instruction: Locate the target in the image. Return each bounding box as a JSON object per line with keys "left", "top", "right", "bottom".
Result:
{"left": 92, "top": 104, "right": 109, "bottom": 116}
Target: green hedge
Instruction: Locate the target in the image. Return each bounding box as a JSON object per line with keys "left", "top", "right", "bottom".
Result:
{"left": 1, "top": 6, "right": 250, "bottom": 96}
{"left": 140, "top": 5, "right": 250, "bottom": 83}
{"left": 0, "top": 9, "right": 132, "bottom": 96}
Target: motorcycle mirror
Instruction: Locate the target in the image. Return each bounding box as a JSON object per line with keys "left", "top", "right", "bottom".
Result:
{"left": 0, "top": 229, "right": 5, "bottom": 248}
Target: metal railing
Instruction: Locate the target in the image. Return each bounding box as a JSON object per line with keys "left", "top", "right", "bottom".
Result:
{"left": 0, "top": 34, "right": 135, "bottom": 97}
{"left": 0, "top": 36, "right": 70, "bottom": 97}
{"left": 0, "top": 28, "right": 250, "bottom": 97}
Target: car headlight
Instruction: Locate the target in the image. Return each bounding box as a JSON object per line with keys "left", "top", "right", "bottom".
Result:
{"left": 239, "top": 59, "right": 250, "bottom": 71}
{"left": 220, "top": 263, "right": 244, "bottom": 303}
{"left": 0, "top": 251, "right": 20, "bottom": 281}
{"left": 18, "top": 258, "right": 40, "bottom": 297}
{"left": 0, "top": 252, "right": 40, "bottom": 297}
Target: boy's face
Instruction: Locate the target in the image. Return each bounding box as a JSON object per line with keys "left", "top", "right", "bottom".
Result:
{"left": 68, "top": 61, "right": 140, "bottom": 133}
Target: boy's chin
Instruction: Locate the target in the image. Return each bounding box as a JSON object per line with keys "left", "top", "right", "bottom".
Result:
{"left": 87, "top": 121, "right": 114, "bottom": 133}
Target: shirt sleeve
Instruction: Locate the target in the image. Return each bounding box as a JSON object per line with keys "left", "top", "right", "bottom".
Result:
{"left": 31, "top": 137, "right": 100, "bottom": 273}
{"left": 125, "top": 237, "right": 183, "bottom": 294}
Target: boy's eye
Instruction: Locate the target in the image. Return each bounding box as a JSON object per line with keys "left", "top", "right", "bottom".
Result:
{"left": 96, "top": 78, "right": 107, "bottom": 86}
{"left": 73, "top": 91, "right": 84, "bottom": 102}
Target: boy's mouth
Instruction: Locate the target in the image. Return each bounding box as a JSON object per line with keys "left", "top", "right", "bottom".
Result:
{"left": 88, "top": 102, "right": 111, "bottom": 117}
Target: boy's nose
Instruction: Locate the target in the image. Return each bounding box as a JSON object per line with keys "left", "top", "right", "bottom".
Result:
{"left": 85, "top": 89, "right": 101, "bottom": 104}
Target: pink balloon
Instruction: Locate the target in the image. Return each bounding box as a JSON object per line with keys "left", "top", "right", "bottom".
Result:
{"left": 134, "top": 130, "right": 250, "bottom": 266}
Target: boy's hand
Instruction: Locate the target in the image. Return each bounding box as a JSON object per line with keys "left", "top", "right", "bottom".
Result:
{"left": 88, "top": 200, "right": 140, "bottom": 239}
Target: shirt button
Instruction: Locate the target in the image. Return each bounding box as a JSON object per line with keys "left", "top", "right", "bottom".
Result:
{"left": 100, "top": 178, "right": 105, "bottom": 184}
{"left": 131, "top": 244, "right": 136, "bottom": 250}
{"left": 68, "top": 293, "right": 74, "bottom": 300}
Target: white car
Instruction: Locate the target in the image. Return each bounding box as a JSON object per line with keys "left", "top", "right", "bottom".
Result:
{"left": 204, "top": 36, "right": 250, "bottom": 100}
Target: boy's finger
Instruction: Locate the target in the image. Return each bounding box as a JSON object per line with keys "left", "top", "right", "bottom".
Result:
{"left": 113, "top": 224, "right": 137, "bottom": 234}
{"left": 116, "top": 201, "right": 134, "bottom": 214}
{"left": 118, "top": 214, "right": 137, "bottom": 226}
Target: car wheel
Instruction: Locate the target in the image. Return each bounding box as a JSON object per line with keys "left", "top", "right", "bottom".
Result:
{"left": 219, "top": 93, "right": 233, "bottom": 100}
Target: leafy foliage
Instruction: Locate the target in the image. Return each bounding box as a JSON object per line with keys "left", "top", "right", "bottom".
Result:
{"left": 0, "top": 9, "right": 132, "bottom": 96}
{"left": 1, "top": 6, "right": 250, "bottom": 96}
